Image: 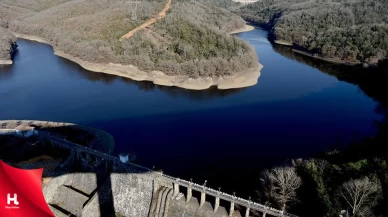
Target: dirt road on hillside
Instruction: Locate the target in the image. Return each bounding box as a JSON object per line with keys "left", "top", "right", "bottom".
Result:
{"left": 120, "top": 0, "right": 171, "bottom": 40}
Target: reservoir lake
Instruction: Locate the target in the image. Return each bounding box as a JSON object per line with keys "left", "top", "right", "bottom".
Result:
{"left": 0, "top": 27, "right": 383, "bottom": 197}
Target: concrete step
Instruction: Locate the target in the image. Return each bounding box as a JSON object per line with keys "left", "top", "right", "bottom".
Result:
{"left": 51, "top": 185, "right": 89, "bottom": 216}
{"left": 48, "top": 204, "right": 73, "bottom": 217}
{"left": 66, "top": 173, "right": 98, "bottom": 195}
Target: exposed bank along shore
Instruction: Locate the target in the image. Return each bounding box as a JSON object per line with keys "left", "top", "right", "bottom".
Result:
{"left": 272, "top": 38, "right": 360, "bottom": 66}
{"left": 12, "top": 25, "right": 261, "bottom": 90}
{"left": 228, "top": 24, "right": 255, "bottom": 35}
{"left": 0, "top": 59, "right": 12, "bottom": 65}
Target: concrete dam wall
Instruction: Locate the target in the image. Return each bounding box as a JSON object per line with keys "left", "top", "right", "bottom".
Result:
{"left": 0, "top": 120, "right": 297, "bottom": 217}
{"left": 41, "top": 132, "right": 296, "bottom": 217}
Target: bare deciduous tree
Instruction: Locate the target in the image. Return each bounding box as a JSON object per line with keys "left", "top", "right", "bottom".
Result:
{"left": 339, "top": 176, "right": 381, "bottom": 217}
{"left": 261, "top": 166, "right": 302, "bottom": 211}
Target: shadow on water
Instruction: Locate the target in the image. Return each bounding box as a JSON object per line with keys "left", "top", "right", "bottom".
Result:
{"left": 0, "top": 48, "right": 19, "bottom": 80}
{"left": 272, "top": 44, "right": 388, "bottom": 105}
{"left": 272, "top": 44, "right": 388, "bottom": 150}
{"left": 0, "top": 64, "right": 13, "bottom": 80}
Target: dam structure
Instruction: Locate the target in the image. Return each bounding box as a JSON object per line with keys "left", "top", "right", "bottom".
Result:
{"left": 0, "top": 121, "right": 298, "bottom": 217}
{"left": 44, "top": 133, "right": 298, "bottom": 217}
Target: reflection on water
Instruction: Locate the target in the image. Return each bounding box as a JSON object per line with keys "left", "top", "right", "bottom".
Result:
{"left": 0, "top": 64, "right": 13, "bottom": 81}
{"left": 272, "top": 44, "right": 388, "bottom": 106}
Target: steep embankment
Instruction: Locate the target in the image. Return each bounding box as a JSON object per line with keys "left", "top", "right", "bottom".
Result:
{"left": 2, "top": 0, "right": 261, "bottom": 89}
{"left": 238, "top": 0, "right": 388, "bottom": 66}
{"left": 0, "top": 27, "right": 17, "bottom": 64}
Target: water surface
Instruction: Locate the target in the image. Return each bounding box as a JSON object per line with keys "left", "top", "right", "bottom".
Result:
{"left": 0, "top": 27, "right": 382, "bottom": 196}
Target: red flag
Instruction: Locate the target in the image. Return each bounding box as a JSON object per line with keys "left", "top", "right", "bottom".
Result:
{"left": 0, "top": 160, "right": 55, "bottom": 217}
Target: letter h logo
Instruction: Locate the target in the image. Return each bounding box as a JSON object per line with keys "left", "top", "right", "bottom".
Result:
{"left": 7, "top": 193, "right": 19, "bottom": 205}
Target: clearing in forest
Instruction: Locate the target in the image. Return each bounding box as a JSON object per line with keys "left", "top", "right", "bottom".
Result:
{"left": 120, "top": 0, "right": 172, "bottom": 40}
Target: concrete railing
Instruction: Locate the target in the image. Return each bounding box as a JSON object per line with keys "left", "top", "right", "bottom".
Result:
{"left": 40, "top": 132, "right": 298, "bottom": 217}
{"left": 42, "top": 132, "right": 151, "bottom": 172}
{"left": 161, "top": 174, "right": 299, "bottom": 217}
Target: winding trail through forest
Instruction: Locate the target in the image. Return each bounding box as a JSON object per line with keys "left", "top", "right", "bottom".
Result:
{"left": 119, "top": 0, "right": 172, "bottom": 41}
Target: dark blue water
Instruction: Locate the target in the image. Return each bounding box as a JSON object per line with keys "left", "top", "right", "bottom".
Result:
{"left": 0, "top": 27, "right": 382, "bottom": 196}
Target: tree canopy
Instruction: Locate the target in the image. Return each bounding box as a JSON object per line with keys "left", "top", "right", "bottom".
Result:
{"left": 238, "top": 0, "right": 388, "bottom": 66}
{"left": 0, "top": 0, "right": 258, "bottom": 76}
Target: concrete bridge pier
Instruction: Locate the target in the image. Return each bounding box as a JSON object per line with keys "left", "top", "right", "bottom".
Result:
{"left": 80, "top": 152, "right": 87, "bottom": 163}
{"left": 105, "top": 160, "right": 109, "bottom": 170}
{"left": 186, "top": 186, "right": 192, "bottom": 203}
{"left": 200, "top": 191, "right": 206, "bottom": 206}
{"left": 75, "top": 151, "right": 80, "bottom": 160}
{"left": 95, "top": 157, "right": 101, "bottom": 166}
{"left": 85, "top": 153, "right": 91, "bottom": 163}
{"left": 104, "top": 159, "right": 113, "bottom": 172}
{"left": 245, "top": 207, "right": 250, "bottom": 217}
{"left": 102, "top": 159, "right": 109, "bottom": 171}
{"left": 214, "top": 196, "right": 220, "bottom": 213}
{"left": 173, "top": 182, "right": 179, "bottom": 198}
{"left": 60, "top": 150, "right": 76, "bottom": 169}
{"left": 229, "top": 201, "right": 234, "bottom": 217}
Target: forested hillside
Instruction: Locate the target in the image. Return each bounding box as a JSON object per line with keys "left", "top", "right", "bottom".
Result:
{"left": 0, "top": 27, "right": 17, "bottom": 62}
{"left": 238, "top": 0, "right": 388, "bottom": 66}
{"left": 0, "top": 0, "right": 258, "bottom": 77}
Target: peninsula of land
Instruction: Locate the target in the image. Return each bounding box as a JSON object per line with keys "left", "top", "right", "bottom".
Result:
{"left": 1, "top": 0, "right": 262, "bottom": 90}
{"left": 14, "top": 30, "right": 261, "bottom": 90}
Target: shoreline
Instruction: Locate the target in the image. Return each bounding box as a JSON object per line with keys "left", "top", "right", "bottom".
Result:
{"left": 292, "top": 49, "right": 360, "bottom": 66}
{"left": 13, "top": 32, "right": 262, "bottom": 90}
{"left": 0, "top": 59, "right": 13, "bottom": 65}
{"left": 248, "top": 21, "right": 363, "bottom": 67}
{"left": 273, "top": 40, "right": 293, "bottom": 46}
{"left": 229, "top": 24, "right": 255, "bottom": 35}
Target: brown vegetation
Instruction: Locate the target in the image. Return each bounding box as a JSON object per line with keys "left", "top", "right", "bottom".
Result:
{"left": 238, "top": 0, "right": 388, "bottom": 66}
{"left": 0, "top": 27, "right": 17, "bottom": 61}
{"left": 0, "top": 0, "right": 258, "bottom": 77}
{"left": 120, "top": 0, "right": 172, "bottom": 40}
